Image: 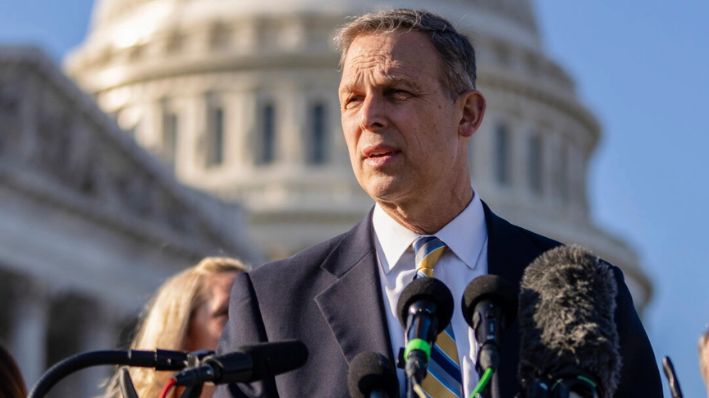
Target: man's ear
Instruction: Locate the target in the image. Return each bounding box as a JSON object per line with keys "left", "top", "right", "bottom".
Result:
{"left": 458, "top": 90, "right": 486, "bottom": 138}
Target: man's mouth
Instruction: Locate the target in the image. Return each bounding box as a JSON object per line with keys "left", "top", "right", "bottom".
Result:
{"left": 363, "top": 145, "right": 399, "bottom": 159}
{"left": 369, "top": 150, "right": 393, "bottom": 158}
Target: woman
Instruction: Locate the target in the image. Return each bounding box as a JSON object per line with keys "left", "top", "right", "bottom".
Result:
{"left": 105, "top": 256, "right": 246, "bottom": 398}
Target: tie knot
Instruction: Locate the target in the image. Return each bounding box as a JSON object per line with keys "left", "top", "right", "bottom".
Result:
{"left": 413, "top": 236, "right": 447, "bottom": 278}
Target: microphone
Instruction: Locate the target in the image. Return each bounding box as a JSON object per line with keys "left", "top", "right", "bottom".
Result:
{"left": 347, "top": 351, "right": 399, "bottom": 398}
{"left": 662, "top": 356, "right": 683, "bottom": 398}
{"left": 518, "top": 245, "right": 621, "bottom": 398}
{"left": 396, "top": 277, "right": 454, "bottom": 385}
{"left": 461, "top": 275, "right": 517, "bottom": 375}
{"left": 174, "top": 340, "right": 308, "bottom": 386}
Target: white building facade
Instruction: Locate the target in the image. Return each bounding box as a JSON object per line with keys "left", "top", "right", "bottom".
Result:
{"left": 66, "top": 0, "right": 653, "bottom": 307}
{"left": 0, "top": 46, "right": 260, "bottom": 395}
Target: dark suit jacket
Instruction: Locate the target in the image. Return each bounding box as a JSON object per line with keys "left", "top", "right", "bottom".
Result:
{"left": 216, "top": 204, "right": 662, "bottom": 397}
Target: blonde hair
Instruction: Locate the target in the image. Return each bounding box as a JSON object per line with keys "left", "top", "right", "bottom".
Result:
{"left": 104, "top": 257, "right": 247, "bottom": 398}
{"left": 0, "top": 343, "right": 27, "bottom": 398}
{"left": 700, "top": 329, "right": 709, "bottom": 387}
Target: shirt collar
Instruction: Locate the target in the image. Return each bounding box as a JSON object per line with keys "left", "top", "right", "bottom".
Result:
{"left": 372, "top": 192, "right": 487, "bottom": 274}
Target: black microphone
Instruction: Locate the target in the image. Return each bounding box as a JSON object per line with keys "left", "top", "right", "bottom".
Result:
{"left": 461, "top": 275, "right": 517, "bottom": 375}
{"left": 518, "top": 245, "right": 621, "bottom": 398}
{"left": 662, "top": 356, "right": 683, "bottom": 398}
{"left": 174, "top": 340, "right": 308, "bottom": 386}
{"left": 396, "top": 277, "right": 454, "bottom": 385}
{"left": 348, "top": 351, "right": 399, "bottom": 398}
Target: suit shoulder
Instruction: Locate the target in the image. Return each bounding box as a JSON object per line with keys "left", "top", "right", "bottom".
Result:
{"left": 519, "top": 225, "right": 560, "bottom": 251}
{"left": 498, "top": 213, "right": 561, "bottom": 251}
{"left": 482, "top": 201, "right": 560, "bottom": 250}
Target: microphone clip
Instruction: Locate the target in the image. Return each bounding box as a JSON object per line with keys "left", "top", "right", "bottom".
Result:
{"left": 186, "top": 350, "right": 215, "bottom": 368}
{"left": 396, "top": 347, "right": 406, "bottom": 370}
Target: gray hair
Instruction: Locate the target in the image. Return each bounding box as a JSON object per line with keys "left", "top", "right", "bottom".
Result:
{"left": 334, "top": 8, "right": 477, "bottom": 96}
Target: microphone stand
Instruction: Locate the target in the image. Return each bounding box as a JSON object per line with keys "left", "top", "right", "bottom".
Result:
{"left": 29, "top": 349, "right": 188, "bottom": 398}
{"left": 490, "top": 371, "right": 500, "bottom": 398}
{"left": 404, "top": 366, "right": 425, "bottom": 398}
{"left": 662, "top": 356, "right": 683, "bottom": 398}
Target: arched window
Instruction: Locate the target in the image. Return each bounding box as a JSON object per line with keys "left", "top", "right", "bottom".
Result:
{"left": 307, "top": 102, "right": 328, "bottom": 165}
{"left": 559, "top": 141, "right": 570, "bottom": 203}
{"left": 205, "top": 99, "right": 224, "bottom": 167}
{"left": 256, "top": 102, "right": 276, "bottom": 165}
{"left": 528, "top": 134, "right": 543, "bottom": 194}
{"left": 495, "top": 123, "right": 510, "bottom": 185}
{"left": 161, "top": 104, "right": 179, "bottom": 171}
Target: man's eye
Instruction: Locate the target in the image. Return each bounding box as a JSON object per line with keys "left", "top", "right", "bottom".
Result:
{"left": 388, "top": 89, "right": 413, "bottom": 101}
{"left": 344, "top": 96, "right": 362, "bottom": 109}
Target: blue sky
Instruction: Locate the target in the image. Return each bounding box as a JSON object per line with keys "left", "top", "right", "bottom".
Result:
{"left": 536, "top": 1, "right": 709, "bottom": 396}
{"left": 1, "top": 0, "right": 708, "bottom": 396}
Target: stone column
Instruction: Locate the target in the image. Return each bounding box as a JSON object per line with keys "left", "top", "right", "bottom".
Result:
{"left": 279, "top": 83, "right": 304, "bottom": 167}
{"left": 178, "top": 93, "right": 204, "bottom": 180}
{"left": 75, "top": 301, "right": 120, "bottom": 398}
{"left": 7, "top": 279, "right": 49, "bottom": 388}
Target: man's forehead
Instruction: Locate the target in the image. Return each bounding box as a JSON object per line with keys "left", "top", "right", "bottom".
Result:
{"left": 344, "top": 31, "right": 433, "bottom": 64}
{"left": 340, "top": 31, "right": 438, "bottom": 85}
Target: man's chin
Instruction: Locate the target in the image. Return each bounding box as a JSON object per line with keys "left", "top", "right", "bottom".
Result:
{"left": 362, "top": 180, "right": 408, "bottom": 205}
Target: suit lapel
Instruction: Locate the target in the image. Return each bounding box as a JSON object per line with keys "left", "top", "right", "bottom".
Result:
{"left": 483, "top": 202, "right": 528, "bottom": 290}
{"left": 314, "top": 213, "right": 393, "bottom": 364}
{"left": 483, "top": 201, "right": 561, "bottom": 289}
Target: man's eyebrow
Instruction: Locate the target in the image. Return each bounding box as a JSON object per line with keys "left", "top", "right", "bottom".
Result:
{"left": 339, "top": 77, "right": 423, "bottom": 94}
{"left": 339, "top": 82, "right": 358, "bottom": 94}
{"left": 382, "top": 75, "right": 423, "bottom": 91}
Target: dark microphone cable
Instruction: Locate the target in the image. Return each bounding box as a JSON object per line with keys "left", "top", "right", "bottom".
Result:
{"left": 518, "top": 245, "right": 621, "bottom": 398}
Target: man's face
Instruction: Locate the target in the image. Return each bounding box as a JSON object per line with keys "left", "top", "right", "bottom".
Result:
{"left": 338, "top": 31, "right": 475, "bottom": 208}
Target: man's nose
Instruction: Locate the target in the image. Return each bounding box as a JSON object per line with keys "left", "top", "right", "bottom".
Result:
{"left": 359, "top": 94, "right": 388, "bottom": 131}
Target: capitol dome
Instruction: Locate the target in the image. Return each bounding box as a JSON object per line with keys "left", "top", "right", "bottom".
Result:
{"left": 66, "top": 0, "right": 652, "bottom": 308}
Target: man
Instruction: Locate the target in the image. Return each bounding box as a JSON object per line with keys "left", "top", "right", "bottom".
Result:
{"left": 217, "top": 9, "right": 662, "bottom": 397}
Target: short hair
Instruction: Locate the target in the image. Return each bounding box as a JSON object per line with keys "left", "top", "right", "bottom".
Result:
{"left": 103, "top": 257, "right": 247, "bottom": 398}
{"left": 334, "top": 8, "right": 477, "bottom": 96}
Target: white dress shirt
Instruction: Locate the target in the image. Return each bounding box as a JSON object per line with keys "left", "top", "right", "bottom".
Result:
{"left": 372, "top": 193, "right": 488, "bottom": 397}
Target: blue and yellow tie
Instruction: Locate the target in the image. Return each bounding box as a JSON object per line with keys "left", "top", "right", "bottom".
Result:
{"left": 413, "top": 236, "right": 463, "bottom": 398}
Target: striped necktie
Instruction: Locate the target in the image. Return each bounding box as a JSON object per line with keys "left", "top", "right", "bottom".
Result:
{"left": 412, "top": 236, "right": 463, "bottom": 398}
